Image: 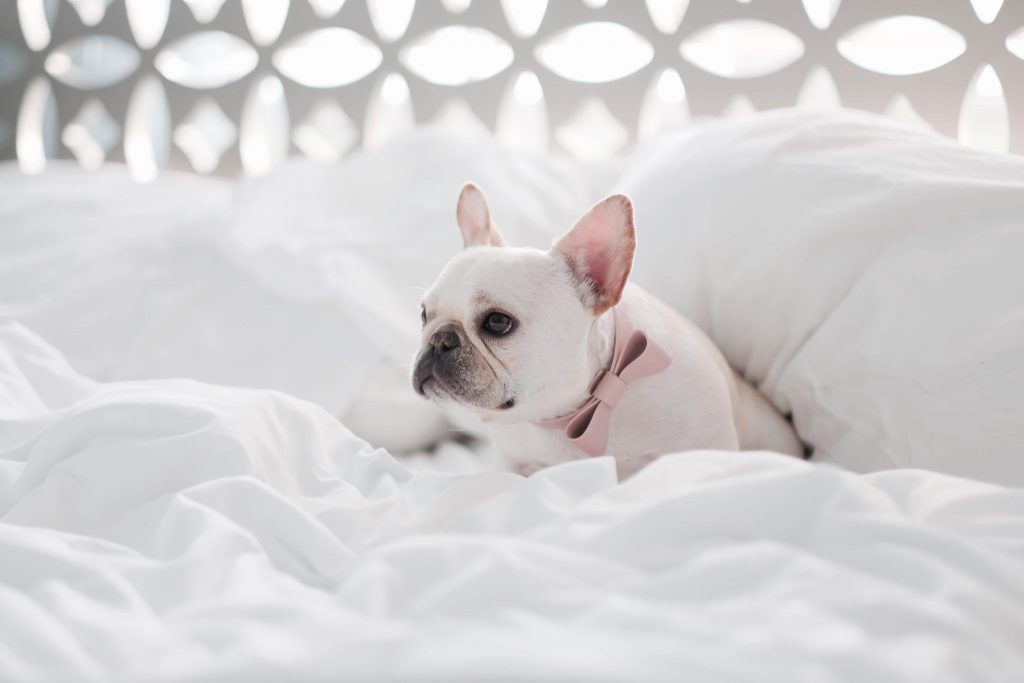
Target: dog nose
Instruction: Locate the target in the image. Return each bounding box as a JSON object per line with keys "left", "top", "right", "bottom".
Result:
{"left": 431, "top": 328, "right": 461, "bottom": 355}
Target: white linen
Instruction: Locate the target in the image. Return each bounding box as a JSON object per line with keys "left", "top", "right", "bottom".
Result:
{"left": 3, "top": 323, "right": 1024, "bottom": 682}
{"left": 0, "top": 131, "right": 598, "bottom": 453}
{"left": 0, "top": 162, "right": 377, "bottom": 417}
{"left": 6, "top": 113, "right": 1022, "bottom": 480}
{"left": 622, "top": 111, "right": 1024, "bottom": 484}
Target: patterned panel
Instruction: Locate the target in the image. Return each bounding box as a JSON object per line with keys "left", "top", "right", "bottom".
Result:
{"left": 0, "top": 0, "right": 1022, "bottom": 180}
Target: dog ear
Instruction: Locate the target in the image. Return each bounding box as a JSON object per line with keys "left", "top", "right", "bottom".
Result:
{"left": 456, "top": 183, "right": 507, "bottom": 248}
{"left": 552, "top": 194, "right": 636, "bottom": 314}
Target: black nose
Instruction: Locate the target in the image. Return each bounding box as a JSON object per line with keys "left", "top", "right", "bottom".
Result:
{"left": 431, "top": 328, "right": 461, "bottom": 355}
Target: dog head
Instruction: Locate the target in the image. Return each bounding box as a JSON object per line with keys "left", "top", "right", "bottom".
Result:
{"left": 411, "top": 183, "right": 636, "bottom": 422}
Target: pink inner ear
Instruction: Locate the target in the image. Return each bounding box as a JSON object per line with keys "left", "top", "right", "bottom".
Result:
{"left": 457, "top": 184, "right": 507, "bottom": 248}
{"left": 457, "top": 200, "right": 487, "bottom": 246}
{"left": 576, "top": 199, "right": 632, "bottom": 294}
{"left": 582, "top": 240, "right": 612, "bottom": 292}
{"left": 555, "top": 195, "right": 635, "bottom": 312}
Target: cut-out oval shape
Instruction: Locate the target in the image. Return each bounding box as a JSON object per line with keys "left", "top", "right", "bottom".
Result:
{"left": 182, "top": 0, "right": 226, "bottom": 23}
{"left": 124, "top": 75, "right": 170, "bottom": 182}
{"left": 240, "top": 75, "right": 290, "bottom": 175}
{"left": 801, "top": 0, "right": 841, "bottom": 30}
{"left": 838, "top": 16, "right": 965, "bottom": 75}
{"left": 273, "top": 28, "right": 382, "bottom": 88}
{"left": 18, "top": 0, "right": 59, "bottom": 51}
{"left": 309, "top": 0, "right": 346, "bottom": 18}
{"left": 796, "top": 65, "right": 841, "bottom": 111}
{"left": 501, "top": 0, "right": 547, "bottom": 38}
{"left": 959, "top": 65, "right": 1009, "bottom": 153}
{"left": 364, "top": 73, "right": 414, "bottom": 149}
{"left": 1007, "top": 26, "right": 1024, "bottom": 62}
{"left": 401, "top": 26, "right": 513, "bottom": 86}
{"left": 884, "top": 95, "right": 934, "bottom": 133}
{"left": 367, "top": 0, "right": 415, "bottom": 42}
{"left": 537, "top": 22, "right": 653, "bottom": 83}
{"left": 441, "top": 0, "right": 471, "bottom": 13}
{"left": 497, "top": 71, "right": 548, "bottom": 152}
{"left": 637, "top": 68, "right": 687, "bottom": 140}
{"left": 67, "top": 0, "right": 113, "bottom": 26}
{"left": 16, "top": 76, "right": 57, "bottom": 174}
{"left": 970, "top": 0, "right": 1003, "bottom": 24}
{"left": 126, "top": 0, "right": 169, "bottom": 49}
{"left": 722, "top": 95, "right": 756, "bottom": 120}
{"left": 645, "top": 0, "right": 689, "bottom": 35}
{"left": 156, "top": 31, "right": 258, "bottom": 89}
{"left": 242, "top": 0, "right": 288, "bottom": 45}
{"left": 46, "top": 35, "right": 140, "bottom": 89}
{"left": 680, "top": 20, "right": 804, "bottom": 78}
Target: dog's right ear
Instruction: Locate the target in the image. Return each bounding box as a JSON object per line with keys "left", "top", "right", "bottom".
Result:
{"left": 456, "top": 183, "right": 507, "bottom": 248}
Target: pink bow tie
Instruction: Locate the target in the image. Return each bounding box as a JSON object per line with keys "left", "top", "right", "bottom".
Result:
{"left": 535, "top": 308, "right": 671, "bottom": 457}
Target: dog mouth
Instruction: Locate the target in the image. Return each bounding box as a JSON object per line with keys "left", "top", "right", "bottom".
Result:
{"left": 420, "top": 375, "right": 515, "bottom": 412}
{"left": 413, "top": 350, "right": 514, "bottom": 411}
{"left": 414, "top": 368, "right": 515, "bottom": 412}
{"left": 416, "top": 374, "right": 449, "bottom": 400}
{"left": 412, "top": 359, "right": 443, "bottom": 397}
{"left": 416, "top": 372, "right": 462, "bottom": 404}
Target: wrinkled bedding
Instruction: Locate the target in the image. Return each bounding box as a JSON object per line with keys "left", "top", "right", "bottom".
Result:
{"left": 4, "top": 112, "right": 1022, "bottom": 482}
{"left": 3, "top": 323, "right": 1024, "bottom": 682}
{"left": 3, "top": 111, "right": 1024, "bottom": 681}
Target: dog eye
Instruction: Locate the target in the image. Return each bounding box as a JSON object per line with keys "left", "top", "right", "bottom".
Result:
{"left": 420, "top": 308, "right": 427, "bottom": 326}
{"left": 482, "top": 312, "right": 514, "bottom": 336}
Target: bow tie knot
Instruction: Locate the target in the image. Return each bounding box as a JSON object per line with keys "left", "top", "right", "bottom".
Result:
{"left": 590, "top": 369, "right": 628, "bottom": 409}
{"left": 534, "top": 309, "right": 672, "bottom": 457}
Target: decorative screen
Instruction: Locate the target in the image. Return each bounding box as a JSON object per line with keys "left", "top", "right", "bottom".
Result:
{"left": 0, "top": 0, "right": 1021, "bottom": 180}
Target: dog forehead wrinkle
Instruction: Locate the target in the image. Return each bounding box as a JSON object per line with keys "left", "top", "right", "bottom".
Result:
{"left": 432, "top": 247, "right": 566, "bottom": 312}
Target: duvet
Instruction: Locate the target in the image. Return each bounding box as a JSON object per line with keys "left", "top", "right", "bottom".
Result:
{"left": 3, "top": 322, "right": 1024, "bottom": 682}
{"left": 3, "top": 111, "right": 1024, "bottom": 682}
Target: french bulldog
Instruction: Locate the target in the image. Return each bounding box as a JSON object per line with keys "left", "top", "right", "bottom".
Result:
{"left": 412, "top": 184, "right": 803, "bottom": 477}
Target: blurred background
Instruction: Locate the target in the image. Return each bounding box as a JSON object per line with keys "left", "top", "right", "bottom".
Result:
{"left": 0, "top": 0, "right": 1022, "bottom": 182}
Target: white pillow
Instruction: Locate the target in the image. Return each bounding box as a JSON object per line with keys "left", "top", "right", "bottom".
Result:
{"left": 620, "top": 111, "right": 1024, "bottom": 485}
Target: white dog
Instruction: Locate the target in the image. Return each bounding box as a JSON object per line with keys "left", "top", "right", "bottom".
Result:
{"left": 413, "top": 184, "right": 803, "bottom": 477}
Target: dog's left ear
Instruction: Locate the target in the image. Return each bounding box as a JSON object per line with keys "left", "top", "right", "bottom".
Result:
{"left": 456, "top": 183, "right": 507, "bottom": 248}
{"left": 552, "top": 194, "right": 636, "bottom": 314}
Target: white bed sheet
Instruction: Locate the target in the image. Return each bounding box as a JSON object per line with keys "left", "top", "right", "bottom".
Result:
{"left": 3, "top": 323, "right": 1024, "bottom": 682}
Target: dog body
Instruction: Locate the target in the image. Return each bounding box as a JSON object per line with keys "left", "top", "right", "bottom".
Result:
{"left": 487, "top": 283, "right": 802, "bottom": 476}
{"left": 413, "top": 185, "right": 802, "bottom": 477}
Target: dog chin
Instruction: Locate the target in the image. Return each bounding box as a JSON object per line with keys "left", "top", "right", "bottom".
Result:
{"left": 422, "top": 376, "right": 515, "bottom": 414}
{"left": 420, "top": 376, "right": 457, "bottom": 405}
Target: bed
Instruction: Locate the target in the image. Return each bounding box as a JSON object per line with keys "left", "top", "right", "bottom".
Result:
{"left": 2, "top": 110, "right": 1024, "bottom": 681}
